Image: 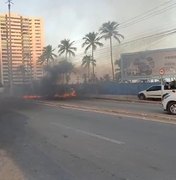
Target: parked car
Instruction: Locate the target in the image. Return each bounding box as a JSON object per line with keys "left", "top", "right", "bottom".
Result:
{"left": 138, "top": 85, "right": 176, "bottom": 100}
{"left": 162, "top": 91, "right": 176, "bottom": 115}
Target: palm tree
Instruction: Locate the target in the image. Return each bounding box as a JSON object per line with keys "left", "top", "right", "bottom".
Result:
{"left": 81, "top": 55, "right": 96, "bottom": 79}
{"left": 58, "top": 39, "right": 77, "bottom": 60}
{"left": 82, "top": 32, "right": 103, "bottom": 76}
{"left": 38, "top": 45, "right": 57, "bottom": 65}
{"left": 99, "top": 21, "right": 124, "bottom": 80}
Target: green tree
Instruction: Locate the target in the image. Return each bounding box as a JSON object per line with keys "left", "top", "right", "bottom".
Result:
{"left": 99, "top": 21, "right": 124, "bottom": 80}
{"left": 58, "top": 39, "right": 77, "bottom": 60}
{"left": 82, "top": 32, "right": 103, "bottom": 76}
{"left": 81, "top": 55, "right": 96, "bottom": 79}
{"left": 38, "top": 45, "right": 57, "bottom": 65}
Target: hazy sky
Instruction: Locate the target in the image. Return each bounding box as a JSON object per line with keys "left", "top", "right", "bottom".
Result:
{"left": 1, "top": 0, "right": 176, "bottom": 48}
{"left": 1, "top": 0, "right": 176, "bottom": 76}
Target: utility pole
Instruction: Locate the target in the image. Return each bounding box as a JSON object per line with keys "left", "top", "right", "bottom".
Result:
{"left": 6, "top": 0, "right": 13, "bottom": 95}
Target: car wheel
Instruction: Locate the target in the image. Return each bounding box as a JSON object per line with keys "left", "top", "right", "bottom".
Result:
{"left": 138, "top": 93, "right": 146, "bottom": 100}
{"left": 168, "top": 102, "right": 176, "bottom": 115}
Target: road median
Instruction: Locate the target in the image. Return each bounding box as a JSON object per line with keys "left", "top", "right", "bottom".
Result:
{"left": 86, "top": 94, "right": 161, "bottom": 104}
{"left": 37, "top": 100, "right": 176, "bottom": 124}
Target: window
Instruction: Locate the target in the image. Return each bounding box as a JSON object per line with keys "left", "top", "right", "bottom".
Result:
{"left": 147, "top": 86, "right": 161, "bottom": 91}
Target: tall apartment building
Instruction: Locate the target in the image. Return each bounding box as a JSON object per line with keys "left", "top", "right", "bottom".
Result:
{"left": 0, "top": 13, "right": 44, "bottom": 85}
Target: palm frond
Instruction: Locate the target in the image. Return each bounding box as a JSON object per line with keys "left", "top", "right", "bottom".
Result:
{"left": 38, "top": 45, "right": 57, "bottom": 65}
{"left": 82, "top": 32, "right": 103, "bottom": 54}
{"left": 84, "top": 44, "right": 91, "bottom": 53}
{"left": 58, "top": 39, "right": 77, "bottom": 58}
{"left": 99, "top": 21, "right": 124, "bottom": 42}
{"left": 95, "top": 41, "right": 103, "bottom": 47}
{"left": 68, "top": 50, "right": 76, "bottom": 57}
{"left": 58, "top": 50, "right": 65, "bottom": 56}
{"left": 113, "top": 35, "right": 121, "bottom": 44}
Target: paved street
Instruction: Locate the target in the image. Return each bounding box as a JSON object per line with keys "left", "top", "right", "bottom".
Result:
{"left": 40, "top": 98, "right": 176, "bottom": 122}
{"left": 0, "top": 98, "right": 176, "bottom": 180}
{"left": 52, "top": 98, "right": 162, "bottom": 114}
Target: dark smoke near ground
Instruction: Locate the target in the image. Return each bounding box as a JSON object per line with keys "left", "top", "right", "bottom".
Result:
{"left": 1, "top": 59, "right": 96, "bottom": 98}
{"left": 39, "top": 60, "right": 74, "bottom": 98}
{"left": 2, "top": 60, "right": 75, "bottom": 98}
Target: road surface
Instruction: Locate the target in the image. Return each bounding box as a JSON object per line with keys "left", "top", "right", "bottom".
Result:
{"left": 50, "top": 98, "right": 162, "bottom": 113}
{"left": 0, "top": 98, "right": 176, "bottom": 180}
{"left": 39, "top": 98, "right": 176, "bottom": 121}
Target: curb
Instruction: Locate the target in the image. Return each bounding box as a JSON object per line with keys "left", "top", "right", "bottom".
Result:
{"left": 88, "top": 96, "right": 161, "bottom": 104}
{"left": 36, "top": 101, "right": 176, "bottom": 123}
{"left": 59, "top": 104, "right": 176, "bottom": 123}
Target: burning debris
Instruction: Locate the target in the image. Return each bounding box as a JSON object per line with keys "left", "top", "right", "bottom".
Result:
{"left": 23, "top": 59, "right": 76, "bottom": 100}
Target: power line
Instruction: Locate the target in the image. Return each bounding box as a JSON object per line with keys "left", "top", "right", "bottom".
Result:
{"left": 53, "top": 1, "right": 176, "bottom": 61}
{"left": 119, "top": 0, "right": 176, "bottom": 29}
{"left": 55, "top": 23, "right": 176, "bottom": 55}
{"left": 72, "top": 28, "right": 176, "bottom": 62}
{"left": 120, "top": 28, "right": 176, "bottom": 46}
{"left": 120, "top": 0, "right": 173, "bottom": 25}
{"left": 124, "top": 23, "right": 176, "bottom": 40}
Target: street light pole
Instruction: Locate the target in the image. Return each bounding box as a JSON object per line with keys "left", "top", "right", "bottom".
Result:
{"left": 6, "top": 0, "right": 13, "bottom": 95}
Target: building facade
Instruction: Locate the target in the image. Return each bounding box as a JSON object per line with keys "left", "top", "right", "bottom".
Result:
{"left": 0, "top": 13, "right": 44, "bottom": 85}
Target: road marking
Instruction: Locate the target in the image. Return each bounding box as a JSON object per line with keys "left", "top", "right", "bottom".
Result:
{"left": 51, "top": 122, "right": 125, "bottom": 145}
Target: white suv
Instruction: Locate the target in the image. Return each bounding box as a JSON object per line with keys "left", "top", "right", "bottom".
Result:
{"left": 162, "top": 91, "right": 176, "bottom": 115}
{"left": 138, "top": 85, "right": 175, "bottom": 100}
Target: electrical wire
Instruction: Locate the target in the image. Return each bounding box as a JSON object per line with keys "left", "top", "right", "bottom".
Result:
{"left": 119, "top": 1, "right": 176, "bottom": 29}
{"left": 119, "top": 0, "right": 174, "bottom": 26}
{"left": 72, "top": 29, "right": 176, "bottom": 64}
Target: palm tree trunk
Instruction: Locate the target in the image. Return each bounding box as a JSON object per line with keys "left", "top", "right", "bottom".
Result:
{"left": 110, "top": 37, "right": 115, "bottom": 80}
{"left": 66, "top": 52, "right": 68, "bottom": 61}
{"left": 88, "top": 64, "right": 90, "bottom": 79}
{"left": 22, "top": 68, "right": 25, "bottom": 85}
{"left": 92, "top": 47, "right": 94, "bottom": 78}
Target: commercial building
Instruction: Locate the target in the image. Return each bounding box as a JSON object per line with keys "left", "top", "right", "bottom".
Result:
{"left": 0, "top": 13, "right": 44, "bottom": 85}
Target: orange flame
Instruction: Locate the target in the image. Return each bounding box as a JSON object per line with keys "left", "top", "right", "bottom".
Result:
{"left": 23, "top": 95, "right": 41, "bottom": 100}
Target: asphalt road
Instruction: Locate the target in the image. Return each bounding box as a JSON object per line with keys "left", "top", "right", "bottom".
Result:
{"left": 51, "top": 98, "right": 162, "bottom": 113}
{"left": 0, "top": 98, "right": 176, "bottom": 180}
{"left": 42, "top": 98, "right": 176, "bottom": 121}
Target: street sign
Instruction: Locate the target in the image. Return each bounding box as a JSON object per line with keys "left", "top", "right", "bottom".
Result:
{"left": 159, "top": 68, "right": 165, "bottom": 75}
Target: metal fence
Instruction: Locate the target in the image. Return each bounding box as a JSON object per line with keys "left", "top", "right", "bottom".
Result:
{"left": 79, "top": 82, "right": 160, "bottom": 95}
